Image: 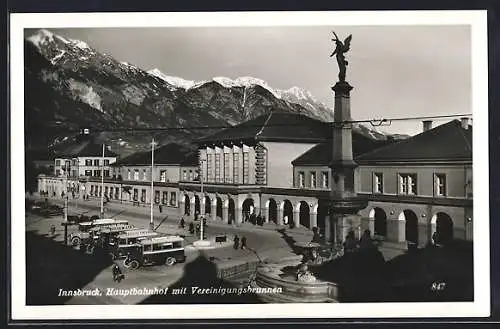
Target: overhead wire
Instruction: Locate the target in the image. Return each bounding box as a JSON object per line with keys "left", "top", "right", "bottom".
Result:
{"left": 30, "top": 113, "right": 473, "bottom": 133}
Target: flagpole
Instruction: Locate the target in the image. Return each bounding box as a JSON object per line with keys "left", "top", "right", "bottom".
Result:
{"left": 100, "top": 144, "right": 105, "bottom": 218}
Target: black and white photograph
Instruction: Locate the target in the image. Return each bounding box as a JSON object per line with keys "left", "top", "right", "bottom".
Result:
{"left": 10, "top": 10, "right": 489, "bottom": 320}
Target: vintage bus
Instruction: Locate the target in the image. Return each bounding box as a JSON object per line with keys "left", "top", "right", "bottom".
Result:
{"left": 123, "top": 235, "right": 186, "bottom": 269}
{"left": 69, "top": 218, "right": 130, "bottom": 248}
{"left": 109, "top": 229, "right": 161, "bottom": 259}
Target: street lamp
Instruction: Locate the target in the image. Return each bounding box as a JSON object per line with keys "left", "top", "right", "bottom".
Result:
{"left": 63, "top": 160, "right": 69, "bottom": 245}
{"left": 150, "top": 138, "right": 158, "bottom": 231}
{"left": 100, "top": 144, "right": 105, "bottom": 218}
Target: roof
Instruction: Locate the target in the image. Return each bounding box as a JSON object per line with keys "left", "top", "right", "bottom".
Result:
{"left": 292, "top": 133, "right": 392, "bottom": 166}
{"left": 113, "top": 143, "right": 196, "bottom": 166}
{"left": 140, "top": 235, "right": 184, "bottom": 245}
{"left": 355, "top": 120, "right": 472, "bottom": 163}
{"left": 58, "top": 140, "right": 117, "bottom": 158}
{"left": 197, "top": 112, "right": 330, "bottom": 144}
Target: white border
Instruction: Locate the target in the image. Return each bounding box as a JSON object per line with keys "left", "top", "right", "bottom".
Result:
{"left": 10, "top": 10, "right": 490, "bottom": 320}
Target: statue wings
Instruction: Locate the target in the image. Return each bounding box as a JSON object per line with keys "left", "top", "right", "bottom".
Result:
{"left": 343, "top": 34, "right": 352, "bottom": 52}
{"left": 330, "top": 31, "right": 352, "bottom": 54}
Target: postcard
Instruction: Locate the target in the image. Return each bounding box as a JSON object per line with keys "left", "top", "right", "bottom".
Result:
{"left": 10, "top": 10, "right": 490, "bottom": 320}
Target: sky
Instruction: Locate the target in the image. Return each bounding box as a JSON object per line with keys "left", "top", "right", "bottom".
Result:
{"left": 25, "top": 25, "right": 472, "bottom": 136}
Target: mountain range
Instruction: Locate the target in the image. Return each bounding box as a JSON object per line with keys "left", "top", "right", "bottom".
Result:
{"left": 24, "top": 29, "right": 405, "bottom": 157}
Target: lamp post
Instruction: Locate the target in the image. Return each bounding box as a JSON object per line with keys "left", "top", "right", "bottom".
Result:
{"left": 150, "top": 138, "right": 157, "bottom": 230}
{"left": 63, "top": 160, "right": 69, "bottom": 245}
{"left": 199, "top": 158, "right": 206, "bottom": 241}
{"left": 100, "top": 144, "right": 105, "bottom": 218}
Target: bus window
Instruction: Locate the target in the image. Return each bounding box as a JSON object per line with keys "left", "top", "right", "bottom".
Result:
{"left": 173, "top": 241, "right": 182, "bottom": 249}
{"left": 144, "top": 244, "right": 153, "bottom": 252}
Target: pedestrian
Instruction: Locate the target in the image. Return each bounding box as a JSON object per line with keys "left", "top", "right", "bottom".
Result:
{"left": 49, "top": 224, "right": 56, "bottom": 237}
{"left": 189, "top": 222, "right": 195, "bottom": 234}
{"left": 233, "top": 235, "right": 240, "bottom": 250}
{"left": 180, "top": 217, "right": 185, "bottom": 229}
{"left": 241, "top": 236, "right": 247, "bottom": 250}
{"left": 159, "top": 204, "right": 163, "bottom": 213}
{"left": 112, "top": 263, "right": 124, "bottom": 283}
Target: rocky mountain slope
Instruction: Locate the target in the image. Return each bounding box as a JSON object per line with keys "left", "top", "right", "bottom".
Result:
{"left": 24, "top": 29, "right": 404, "bottom": 157}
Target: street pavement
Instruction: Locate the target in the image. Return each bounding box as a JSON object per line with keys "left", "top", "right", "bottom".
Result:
{"left": 25, "top": 196, "right": 310, "bottom": 305}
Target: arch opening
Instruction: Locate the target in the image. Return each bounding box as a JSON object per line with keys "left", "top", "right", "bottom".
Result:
{"left": 283, "top": 199, "right": 293, "bottom": 228}
{"left": 401, "top": 209, "right": 418, "bottom": 244}
{"left": 268, "top": 198, "right": 278, "bottom": 224}
{"left": 299, "top": 201, "right": 310, "bottom": 229}
{"left": 228, "top": 198, "right": 236, "bottom": 224}
{"left": 216, "top": 197, "right": 223, "bottom": 220}
{"left": 370, "top": 207, "right": 388, "bottom": 237}
{"left": 433, "top": 212, "right": 454, "bottom": 245}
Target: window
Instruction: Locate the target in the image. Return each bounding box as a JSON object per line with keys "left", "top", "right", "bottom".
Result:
{"left": 182, "top": 170, "right": 188, "bottom": 181}
{"left": 189, "top": 170, "right": 194, "bottom": 181}
{"left": 142, "top": 169, "right": 147, "bottom": 181}
{"left": 109, "top": 187, "right": 114, "bottom": 199}
{"left": 321, "top": 171, "right": 329, "bottom": 188}
{"left": 434, "top": 173, "right": 447, "bottom": 196}
{"left": 160, "top": 170, "right": 167, "bottom": 182}
{"left": 170, "top": 192, "right": 177, "bottom": 206}
{"left": 140, "top": 189, "right": 146, "bottom": 203}
{"left": 104, "top": 159, "right": 110, "bottom": 166}
{"left": 90, "top": 185, "right": 94, "bottom": 195}
{"left": 374, "top": 173, "right": 384, "bottom": 193}
{"left": 93, "top": 170, "right": 101, "bottom": 177}
{"left": 233, "top": 153, "right": 240, "bottom": 184}
{"left": 133, "top": 188, "right": 138, "bottom": 201}
{"left": 224, "top": 153, "right": 230, "bottom": 183}
{"left": 399, "top": 174, "right": 417, "bottom": 195}
{"left": 71, "top": 170, "right": 77, "bottom": 177}
{"left": 85, "top": 159, "right": 92, "bottom": 166}
{"left": 99, "top": 186, "right": 102, "bottom": 197}
{"left": 85, "top": 170, "right": 92, "bottom": 176}
{"left": 298, "top": 171, "right": 305, "bottom": 188}
{"left": 154, "top": 191, "right": 160, "bottom": 204}
{"left": 243, "top": 152, "right": 249, "bottom": 184}
{"left": 114, "top": 188, "right": 119, "bottom": 199}
{"left": 55, "top": 160, "right": 61, "bottom": 166}
{"left": 215, "top": 153, "right": 221, "bottom": 182}
{"left": 94, "top": 159, "right": 99, "bottom": 166}
{"left": 104, "top": 170, "right": 110, "bottom": 177}
{"left": 72, "top": 159, "right": 78, "bottom": 166}
{"left": 207, "top": 154, "right": 213, "bottom": 182}
{"left": 310, "top": 172, "right": 317, "bottom": 188}
{"left": 162, "top": 191, "right": 168, "bottom": 205}
{"left": 104, "top": 186, "right": 109, "bottom": 196}
{"left": 134, "top": 170, "right": 139, "bottom": 181}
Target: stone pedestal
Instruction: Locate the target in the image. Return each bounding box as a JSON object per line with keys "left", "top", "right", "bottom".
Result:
{"left": 327, "top": 80, "right": 368, "bottom": 244}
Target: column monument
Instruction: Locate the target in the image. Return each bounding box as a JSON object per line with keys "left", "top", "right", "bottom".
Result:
{"left": 328, "top": 32, "right": 368, "bottom": 244}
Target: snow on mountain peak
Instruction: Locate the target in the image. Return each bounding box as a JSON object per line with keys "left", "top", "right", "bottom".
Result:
{"left": 212, "top": 76, "right": 280, "bottom": 97}
{"left": 27, "top": 29, "right": 55, "bottom": 48}
{"left": 147, "top": 68, "right": 198, "bottom": 90}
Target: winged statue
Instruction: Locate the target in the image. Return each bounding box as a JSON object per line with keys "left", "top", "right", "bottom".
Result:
{"left": 330, "top": 32, "right": 352, "bottom": 82}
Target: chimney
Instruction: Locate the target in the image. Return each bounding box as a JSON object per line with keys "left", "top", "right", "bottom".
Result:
{"left": 460, "top": 117, "right": 470, "bottom": 130}
{"left": 422, "top": 120, "right": 432, "bottom": 132}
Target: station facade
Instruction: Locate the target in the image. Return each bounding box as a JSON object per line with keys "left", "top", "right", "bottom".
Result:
{"left": 37, "top": 114, "right": 473, "bottom": 247}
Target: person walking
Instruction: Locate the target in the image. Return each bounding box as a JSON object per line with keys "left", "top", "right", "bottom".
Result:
{"left": 233, "top": 235, "right": 240, "bottom": 250}
{"left": 189, "top": 222, "right": 195, "bottom": 234}
{"left": 180, "top": 217, "right": 185, "bottom": 229}
{"left": 241, "top": 236, "right": 247, "bottom": 250}
{"left": 159, "top": 204, "right": 163, "bottom": 213}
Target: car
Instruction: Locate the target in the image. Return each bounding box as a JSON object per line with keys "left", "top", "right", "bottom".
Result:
{"left": 123, "top": 235, "right": 186, "bottom": 269}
